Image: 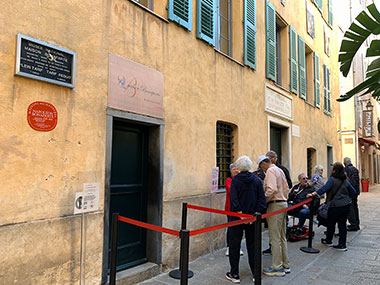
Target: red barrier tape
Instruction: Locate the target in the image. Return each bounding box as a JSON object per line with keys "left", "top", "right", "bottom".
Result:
{"left": 118, "top": 216, "right": 179, "bottom": 237}
{"left": 262, "top": 198, "right": 313, "bottom": 219}
{"left": 189, "top": 198, "right": 313, "bottom": 236}
{"left": 190, "top": 216, "right": 257, "bottom": 236}
{"left": 187, "top": 204, "right": 253, "bottom": 218}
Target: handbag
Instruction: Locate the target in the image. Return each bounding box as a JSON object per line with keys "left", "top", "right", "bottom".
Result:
{"left": 317, "top": 203, "right": 329, "bottom": 219}
{"left": 317, "top": 180, "right": 345, "bottom": 219}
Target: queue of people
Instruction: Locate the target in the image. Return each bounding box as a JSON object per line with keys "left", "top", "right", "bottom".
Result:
{"left": 224, "top": 153, "right": 360, "bottom": 283}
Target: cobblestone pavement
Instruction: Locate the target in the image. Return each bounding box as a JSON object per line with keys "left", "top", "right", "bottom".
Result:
{"left": 140, "top": 185, "right": 380, "bottom": 284}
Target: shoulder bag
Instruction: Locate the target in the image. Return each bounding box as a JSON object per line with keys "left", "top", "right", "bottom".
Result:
{"left": 317, "top": 180, "right": 345, "bottom": 219}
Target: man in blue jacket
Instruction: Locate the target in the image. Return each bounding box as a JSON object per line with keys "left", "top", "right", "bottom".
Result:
{"left": 225, "top": 155, "right": 267, "bottom": 284}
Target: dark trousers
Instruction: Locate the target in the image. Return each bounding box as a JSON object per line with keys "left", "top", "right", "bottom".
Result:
{"left": 326, "top": 204, "right": 351, "bottom": 246}
{"left": 228, "top": 223, "right": 255, "bottom": 276}
{"left": 347, "top": 196, "right": 360, "bottom": 227}
{"left": 226, "top": 216, "right": 232, "bottom": 247}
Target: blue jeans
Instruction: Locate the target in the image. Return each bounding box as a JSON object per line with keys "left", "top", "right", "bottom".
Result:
{"left": 298, "top": 208, "right": 310, "bottom": 229}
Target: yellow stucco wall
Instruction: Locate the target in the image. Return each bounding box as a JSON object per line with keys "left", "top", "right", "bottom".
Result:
{"left": 0, "top": 0, "right": 343, "bottom": 282}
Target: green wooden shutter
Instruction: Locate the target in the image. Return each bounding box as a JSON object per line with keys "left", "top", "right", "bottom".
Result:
{"left": 298, "top": 36, "right": 306, "bottom": 99}
{"left": 314, "top": 52, "right": 320, "bottom": 108}
{"left": 168, "top": 0, "right": 192, "bottom": 31}
{"left": 328, "top": 0, "right": 333, "bottom": 26}
{"left": 314, "top": 0, "right": 322, "bottom": 10}
{"left": 323, "top": 64, "right": 328, "bottom": 111}
{"left": 289, "top": 26, "right": 298, "bottom": 94}
{"left": 266, "top": 1, "right": 276, "bottom": 81}
{"left": 197, "top": 0, "right": 216, "bottom": 46}
{"left": 327, "top": 67, "right": 331, "bottom": 112}
{"left": 244, "top": 0, "right": 256, "bottom": 70}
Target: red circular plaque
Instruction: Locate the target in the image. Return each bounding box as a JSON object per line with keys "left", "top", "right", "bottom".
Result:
{"left": 27, "top": 101, "right": 58, "bottom": 131}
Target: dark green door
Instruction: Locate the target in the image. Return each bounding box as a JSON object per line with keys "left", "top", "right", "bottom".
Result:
{"left": 109, "top": 119, "right": 148, "bottom": 270}
{"left": 270, "top": 125, "right": 282, "bottom": 165}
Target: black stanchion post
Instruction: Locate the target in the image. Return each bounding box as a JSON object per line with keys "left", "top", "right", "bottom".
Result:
{"left": 110, "top": 213, "right": 119, "bottom": 285}
{"left": 169, "top": 203, "right": 194, "bottom": 279}
{"left": 253, "top": 213, "right": 262, "bottom": 285}
{"left": 180, "top": 230, "right": 190, "bottom": 285}
{"left": 300, "top": 197, "right": 320, "bottom": 254}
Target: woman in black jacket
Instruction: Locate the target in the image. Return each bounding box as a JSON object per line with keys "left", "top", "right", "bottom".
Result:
{"left": 309, "top": 162, "right": 357, "bottom": 251}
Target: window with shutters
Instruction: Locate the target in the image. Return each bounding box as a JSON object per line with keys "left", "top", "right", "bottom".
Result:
{"left": 132, "top": 0, "right": 153, "bottom": 10}
{"left": 168, "top": 0, "right": 192, "bottom": 31}
{"left": 305, "top": 46, "right": 313, "bottom": 104}
{"left": 244, "top": 0, "right": 256, "bottom": 69}
{"left": 274, "top": 16, "right": 287, "bottom": 87}
{"left": 314, "top": 53, "right": 321, "bottom": 108}
{"left": 197, "top": 0, "right": 216, "bottom": 46}
{"left": 266, "top": 1, "right": 276, "bottom": 81}
{"left": 323, "top": 64, "right": 331, "bottom": 114}
{"left": 216, "top": 122, "right": 236, "bottom": 189}
{"left": 216, "top": 0, "right": 232, "bottom": 56}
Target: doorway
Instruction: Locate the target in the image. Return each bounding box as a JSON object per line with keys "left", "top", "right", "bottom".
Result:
{"left": 102, "top": 111, "right": 164, "bottom": 283}
{"left": 327, "top": 146, "right": 333, "bottom": 176}
{"left": 270, "top": 125, "right": 283, "bottom": 164}
{"left": 110, "top": 119, "right": 148, "bottom": 269}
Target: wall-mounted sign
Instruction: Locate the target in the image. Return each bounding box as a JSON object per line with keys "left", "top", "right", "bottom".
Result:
{"left": 15, "top": 34, "right": 76, "bottom": 88}
{"left": 108, "top": 54, "right": 164, "bottom": 119}
{"left": 74, "top": 182, "right": 100, "bottom": 215}
{"left": 345, "top": 138, "right": 354, "bottom": 144}
{"left": 363, "top": 110, "right": 373, "bottom": 138}
{"left": 211, "top": 167, "right": 219, "bottom": 193}
{"left": 27, "top": 101, "right": 58, "bottom": 131}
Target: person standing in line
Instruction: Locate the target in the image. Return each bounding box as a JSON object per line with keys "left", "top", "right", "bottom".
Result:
{"left": 310, "top": 165, "right": 325, "bottom": 223}
{"left": 224, "top": 162, "right": 243, "bottom": 256}
{"left": 343, "top": 157, "right": 360, "bottom": 231}
{"left": 225, "top": 156, "right": 266, "bottom": 284}
{"left": 310, "top": 165, "right": 325, "bottom": 191}
{"left": 262, "top": 151, "right": 292, "bottom": 256}
{"left": 308, "top": 162, "right": 358, "bottom": 251}
{"left": 266, "top": 151, "right": 293, "bottom": 189}
{"left": 258, "top": 155, "right": 290, "bottom": 277}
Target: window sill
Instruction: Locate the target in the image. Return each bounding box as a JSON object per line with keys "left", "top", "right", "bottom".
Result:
{"left": 216, "top": 188, "right": 226, "bottom": 194}
{"left": 324, "top": 110, "right": 332, "bottom": 116}
{"left": 272, "top": 81, "right": 292, "bottom": 94}
{"left": 214, "top": 49, "right": 244, "bottom": 67}
{"left": 305, "top": 101, "right": 316, "bottom": 108}
{"left": 129, "top": 0, "right": 169, "bottom": 23}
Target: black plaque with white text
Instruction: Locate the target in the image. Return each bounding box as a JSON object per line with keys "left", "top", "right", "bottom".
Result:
{"left": 15, "top": 34, "right": 76, "bottom": 88}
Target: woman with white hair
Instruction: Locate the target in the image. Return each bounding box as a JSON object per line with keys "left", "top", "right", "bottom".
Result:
{"left": 310, "top": 165, "right": 325, "bottom": 191}
{"left": 225, "top": 155, "right": 266, "bottom": 284}
{"left": 310, "top": 165, "right": 325, "bottom": 224}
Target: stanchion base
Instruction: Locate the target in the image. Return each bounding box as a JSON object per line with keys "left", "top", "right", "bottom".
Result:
{"left": 169, "top": 269, "right": 194, "bottom": 279}
{"left": 300, "top": 247, "right": 320, "bottom": 254}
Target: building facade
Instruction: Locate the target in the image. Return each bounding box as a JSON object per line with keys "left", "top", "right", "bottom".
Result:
{"left": 338, "top": 0, "right": 380, "bottom": 186}
{"left": 0, "top": 0, "right": 342, "bottom": 283}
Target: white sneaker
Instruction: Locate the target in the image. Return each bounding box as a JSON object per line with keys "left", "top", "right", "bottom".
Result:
{"left": 225, "top": 248, "right": 229, "bottom": 256}
{"left": 240, "top": 249, "right": 244, "bottom": 256}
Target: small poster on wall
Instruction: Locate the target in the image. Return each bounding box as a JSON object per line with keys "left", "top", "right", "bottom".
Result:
{"left": 211, "top": 167, "right": 219, "bottom": 193}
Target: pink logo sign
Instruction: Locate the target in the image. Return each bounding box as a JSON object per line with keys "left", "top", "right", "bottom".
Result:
{"left": 27, "top": 101, "right": 58, "bottom": 131}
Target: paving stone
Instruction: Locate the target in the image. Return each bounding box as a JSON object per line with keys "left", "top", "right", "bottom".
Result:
{"left": 139, "top": 185, "right": 380, "bottom": 285}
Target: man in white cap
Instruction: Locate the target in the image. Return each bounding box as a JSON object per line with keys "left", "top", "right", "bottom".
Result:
{"left": 258, "top": 155, "right": 290, "bottom": 277}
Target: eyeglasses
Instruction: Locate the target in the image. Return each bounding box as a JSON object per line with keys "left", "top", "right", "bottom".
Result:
{"left": 301, "top": 177, "right": 308, "bottom": 180}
